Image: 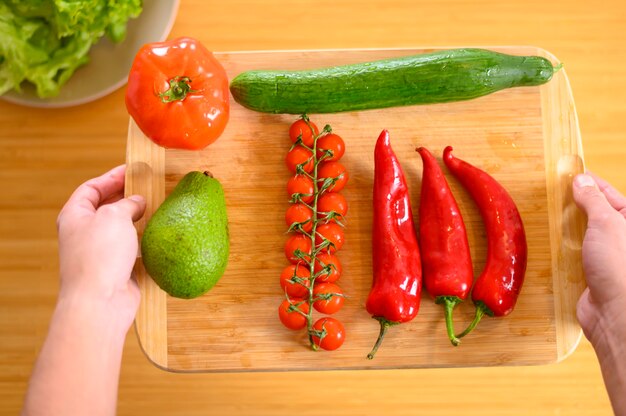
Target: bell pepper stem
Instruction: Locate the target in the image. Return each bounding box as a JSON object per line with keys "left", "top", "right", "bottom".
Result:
{"left": 367, "top": 317, "right": 398, "bottom": 360}
{"left": 436, "top": 296, "right": 463, "bottom": 346}
{"left": 456, "top": 301, "right": 491, "bottom": 339}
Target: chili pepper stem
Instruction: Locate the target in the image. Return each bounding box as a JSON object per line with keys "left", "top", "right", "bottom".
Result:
{"left": 435, "top": 296, "right": 463, "bottom": 346}
{"left": 367, "top": 317, "right": 399, "bottom": 360}
{"left": 456, "top": 301, "right": 492, "bottom": 339}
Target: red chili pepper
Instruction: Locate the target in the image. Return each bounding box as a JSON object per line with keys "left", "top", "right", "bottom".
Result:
{"left": 417, "top": 147, "right": 473, "bottom": 346}
{"left": 366, "top": 130, "right": 422, "bottom": 359}
{"left": 442, "top": 146, "right": 527, "bottom": 339}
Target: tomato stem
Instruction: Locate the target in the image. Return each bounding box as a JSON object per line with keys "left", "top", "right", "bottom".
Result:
{"left": 303, "top": 115, "right": 325, "bottom": 350}
{"left": 158, "top": 76, "right": 197, "bottom": 103}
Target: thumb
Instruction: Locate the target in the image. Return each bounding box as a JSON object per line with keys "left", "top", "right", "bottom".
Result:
{"left": 573, "top": 174, "right": 613, "bottom": 221}
{"left": 105, "top": 195, "right": 147, "bottom": 222}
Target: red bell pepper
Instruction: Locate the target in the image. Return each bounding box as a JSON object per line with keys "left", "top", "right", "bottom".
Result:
{"left": 366, "top": 130, "right": 422, "bottom": 359}
{"left": 417, "top": 147, "right": 473, "bottom": 346}
{"left": 442, "top": 146, "right": 527, "bottom": 338}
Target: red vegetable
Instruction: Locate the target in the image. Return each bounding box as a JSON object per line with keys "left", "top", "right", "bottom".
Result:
{"left": 285, "top": 203, "right": 314, "bottom": 233}
{"left": 311, "top": 317, "right": 345, "bottom": 351}
{"left": 315, "top": 223, "right": 345, "bottom": 253}
{"left": 286, "top": 146, "right": 314, "bottom": 173}
{"left": 313, "top": 252, "right": 342, "bottom": 283}
{"left": 289, "top": 117, "right": 319, "bottom": 147}
{"left": 125, "top": 37, "right": 229, "bottom": 150}
{"left": 417, "top": 147, "right": 473, "bottom": 346}
{"left": 284, "top": 234, "right": 312, "bottom": 264}
{"left": 317, "top": 192, "right": 348, "bottom": 222}
{"left": 279, "top": 264, "right": 311, "bottom": 298}
{"left": 313, "top": 282, "right": 345, "bottom": 314}
{"left": 287, "top": 175, "right": 314, "bottom": 204}
{"left": 442, "top": 146, "right": 527, "bottom": 338}
{"left": 317, "top": 161, "right": 348, "bottom": 192}
{"left": 366, "top": 130, "right": 422, "bottom": 359}
{"left": 316, "top": 133, "right": 346, "bottom": 161}
{"left": 278, "top": 299, "right": 309, "bottom": 330}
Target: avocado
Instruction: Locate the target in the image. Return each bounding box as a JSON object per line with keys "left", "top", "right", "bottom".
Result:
{"left": 141, "top": 171, "right": 229, "bottom": 299}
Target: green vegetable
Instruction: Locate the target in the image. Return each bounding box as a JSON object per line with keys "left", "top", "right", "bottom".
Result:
{"left": 0, "top": 0, "right": 142, "bottom": 98}
{"left": 230, "top": 48, "right": 556, "bottom": 114}
{"left": 141, "top": 171, "right": 230, "bottom": 299}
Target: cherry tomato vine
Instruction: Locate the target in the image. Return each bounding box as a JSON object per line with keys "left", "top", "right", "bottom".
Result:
{"left": 279, "top": 115, "right": 348, "bottom": 351}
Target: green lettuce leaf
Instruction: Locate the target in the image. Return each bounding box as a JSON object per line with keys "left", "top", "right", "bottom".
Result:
{"left": 0, "top": 0, "right": 142, "bottom": 98}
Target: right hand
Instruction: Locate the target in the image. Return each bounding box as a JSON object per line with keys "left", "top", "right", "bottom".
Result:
{"left": 56, "top": 165, "right": 146, "bottom": 329}
{"left": 572, "top": 173, "right": 626, "bottom": 347}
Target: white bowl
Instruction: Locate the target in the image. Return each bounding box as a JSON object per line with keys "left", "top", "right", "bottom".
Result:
{"left": 1, "top": 0, "right": 180, "bottom": 108}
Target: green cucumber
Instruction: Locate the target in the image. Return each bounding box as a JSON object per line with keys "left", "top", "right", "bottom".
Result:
{"left": 229, "top": 48, "right": 556, "bottom": 114}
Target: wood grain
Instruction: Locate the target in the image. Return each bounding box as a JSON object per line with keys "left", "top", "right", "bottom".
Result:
{"left": 2, "top": 0, "right": 625, "bottom": 414}
{"left": 127, "top": 47, "right": 585, "bottom": 372}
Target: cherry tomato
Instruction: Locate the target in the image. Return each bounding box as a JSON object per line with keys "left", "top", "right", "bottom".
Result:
{"left": 313, "top": 282, "right": 345, "bottom": 314}
{"left": 318, "top": 161, "right": 349, "bottom": 192}
{"left": 285, "top": 203, "right": 313, "bottom": 233}
{"left": 314, "top": 252, "right": 342, "bottom": 283}
{"left": 278, "top": 299, "right": 309, "bottom": 330}
{"left": 311, "top": 317, "right": 345, "bottom": 351}
{"left": 289, "top": 118, "right": 319, "bottom": 147}
{"left": 316, "top": 133, "right": 345, "bottom": 162}
{"left": 287, "top": 175, "right": 314, "bottom": 204}
{"left": 126, "top": 37, "right": 229, "bottom": 150}
{"left": 317, "top": 192, "right": 348, "bottom": 221}
{"left": 285, "top": 234, "right": 312, "bottom": 264}
{"left": 286, "top": 146, "right": 314, "bottom": 173}
{"left": 315, "top": 223, "right": 345, "bottom": 253}
{"left": 280, "top": 264, "right": 311, "bottom": 298}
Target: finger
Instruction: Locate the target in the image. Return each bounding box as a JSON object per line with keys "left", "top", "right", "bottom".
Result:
{"left": 100, "top": 190, "right": 125, "bottom": 206}
{"left": 587, "top": 172, "right": 626, "bottom": 215}
{"left": 101, "top": 195, "right": 147, "bottom": 222}
{"left": 572, "top": 174, "right": 615, "bottom": 222}
{"left": 65, "top": 165, "right": 127, "bottom": 213}
{"left": 576, "top": 287, "right": 591, "bottom": 319}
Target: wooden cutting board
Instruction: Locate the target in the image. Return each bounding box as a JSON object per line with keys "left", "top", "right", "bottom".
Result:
{"left": 125, "top": 46, "right": 586, "bottom": 372}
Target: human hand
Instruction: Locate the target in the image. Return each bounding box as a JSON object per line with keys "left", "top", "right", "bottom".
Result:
{"left": 56, "top": 165, "right": 146, "bottom": 328}
{"left": 572, "top": 173, "right": 626, "bottom": 347}
{"left": 22, "top": 165, "right": 146, "bottom": 416}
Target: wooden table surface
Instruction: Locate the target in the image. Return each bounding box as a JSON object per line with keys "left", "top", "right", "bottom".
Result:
{"left": 1, "top": 0, "right": 624, "bottom": 414}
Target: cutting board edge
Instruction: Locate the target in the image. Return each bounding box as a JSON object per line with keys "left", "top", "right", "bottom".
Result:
{"left": 537, "top": 51, "right": 586, "bottom": 362}
{"left": 214, "top": 44, "right": 554, "bottom": 56}
{"left": 125, "top": 119, "right": 169, "bottom": 369}
{"left": 155, "top": 355, "right": 569, "bottom": 373}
